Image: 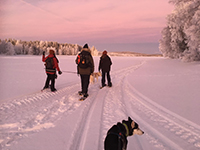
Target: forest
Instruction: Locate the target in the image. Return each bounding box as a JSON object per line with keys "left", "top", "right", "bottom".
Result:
{"left": 0, "top": 38, "right": 98, "bottom": 56}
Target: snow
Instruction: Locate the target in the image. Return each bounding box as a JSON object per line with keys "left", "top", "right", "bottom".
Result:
{"left": 0, "top": 55, "right": 200, "bottom": 150}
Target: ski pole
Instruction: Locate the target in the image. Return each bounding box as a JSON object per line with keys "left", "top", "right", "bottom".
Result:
{"left": 62, "top": 71, "right": 77, "bottom": 74}
{"left": 44, "top": 68, "right": 77, "bottom": 74}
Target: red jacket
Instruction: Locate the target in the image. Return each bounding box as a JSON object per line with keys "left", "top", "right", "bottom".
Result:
{"left": 42, "top": 54, "right": 61, "bottom": 74}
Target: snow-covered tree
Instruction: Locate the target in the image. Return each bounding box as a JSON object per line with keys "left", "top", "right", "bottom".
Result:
{"left": 74, "top": 44, "right": 79, "bottom": 55}
{"left": 6, "top": 42, "right": 15, "bottom": 55}
{"left": 169, "top": 0, "right": 193, "bottom": 6}
{"left": 0, "top": 40, "right": 15, "bottom": 55}
{"left": 23, "top": 45, "right": 30, "bottom": 55}
{"left": 14, "top": 44, "right": 23, "bottom": 54}
{"left": 58, "top": 44, "right": 63, "bottom": 55}
{"left": 28, "top": 45, "right": 42, "bottom": 55}
{"left": 91, "top": 46, "right": 98, "bottom": 56}
{"left": 159, "top": 27, "right": 173, "bottom": 58}
{"left": 183, "top": 4, "right": 200, "bottom": 61}
{"left": 159, "top": 0, "right": 200, "bottom": 61}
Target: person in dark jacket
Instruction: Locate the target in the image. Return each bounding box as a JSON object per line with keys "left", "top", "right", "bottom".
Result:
{"left": 42, "top": 49, "right": 62, "bottom": 92}
{"left": 98, "top": 50, "right": 112, "bottom": 87}
{"left": 75, "top": 43, "right": 94, "bottom": 98}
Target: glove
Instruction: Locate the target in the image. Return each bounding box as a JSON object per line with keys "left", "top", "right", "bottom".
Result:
{"left": 58, "top": 71, "right": 62, "bottom": 75}
{"left": 43, "top": 51, "right": 45, "bottom": 55}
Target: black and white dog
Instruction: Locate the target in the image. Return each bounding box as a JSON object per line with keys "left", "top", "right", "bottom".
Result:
{"left": 104, "top": 117, "right": 144, "bottom": 150}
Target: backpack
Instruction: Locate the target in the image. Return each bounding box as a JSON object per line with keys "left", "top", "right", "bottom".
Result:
{"left": 45, "top": 57, "right": 56, "bottom": 72}
{"left": 77, "top": 52, "right": 91, "bottom": 69}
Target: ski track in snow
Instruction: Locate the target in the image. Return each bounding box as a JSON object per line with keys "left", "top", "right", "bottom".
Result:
{"left": 0, "top": 82, "right": 82, "bottom": 149}
{"left": 1, "top": 60, "right": 200, "bottom": 150}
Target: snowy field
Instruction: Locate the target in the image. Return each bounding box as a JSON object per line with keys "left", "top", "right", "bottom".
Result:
{"left": 0, "top": 55, "right": 200, "bottom": 150}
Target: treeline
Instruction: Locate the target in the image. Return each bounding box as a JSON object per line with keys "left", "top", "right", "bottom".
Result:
{"left": 159, "top": 0, "right": 200, "bottom": 62}
{"left": 0, "top": 38, "right": 98, "bottom": 56}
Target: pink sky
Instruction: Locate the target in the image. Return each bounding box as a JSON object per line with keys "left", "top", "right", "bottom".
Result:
{"left": 0, "top": 0, "right": 174, "bottom": 46}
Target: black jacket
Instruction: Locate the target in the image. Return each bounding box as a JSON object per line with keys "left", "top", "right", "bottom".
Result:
{"left": 98, "top": 55, "right": 112, "bottom": 73}
{"left": 76, "top": 48, "right": 94, "bottom": 75}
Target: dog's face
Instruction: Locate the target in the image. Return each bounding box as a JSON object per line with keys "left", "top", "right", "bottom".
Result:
{"left": 131, "top": 121, "right": 144, "bottom": 135}
{"left": 123, "top": 117, "right": 144, "bottom": 136}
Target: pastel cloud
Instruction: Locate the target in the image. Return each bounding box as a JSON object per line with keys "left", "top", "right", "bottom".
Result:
{"left": 0, "top": 0, "right": 174, "bottom": 44}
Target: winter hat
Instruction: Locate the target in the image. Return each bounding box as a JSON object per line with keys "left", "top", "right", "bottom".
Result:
{"left": 49, "top": 50, "right": 55, "bottom": 55}
{"left": 83, "top": 43, "right": 89, "bottom": 49}
{"left": 103, "top": 50, "right": 107, "bottom": 55}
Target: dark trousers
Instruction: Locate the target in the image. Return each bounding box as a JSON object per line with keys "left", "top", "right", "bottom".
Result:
{"left": 102, "top": 71, "right": 111, "bottom": 86}
{"left": 80, "top": 74, "right": 90, "bottom": 94}
{"left": 44, "top": 73, "right": 56, "bottom": 91}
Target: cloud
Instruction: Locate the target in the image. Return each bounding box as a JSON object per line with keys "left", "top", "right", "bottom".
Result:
{"left": 0, "top": 0, "right": 174, "bottom": 44}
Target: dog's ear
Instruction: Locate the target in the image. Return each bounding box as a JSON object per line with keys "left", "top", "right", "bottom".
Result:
{"left": 128, "top": 117, "right": 133, "bottom": 122}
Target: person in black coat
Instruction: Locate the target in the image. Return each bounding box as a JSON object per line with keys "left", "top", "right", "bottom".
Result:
{"left": 98, "top": 50, "right": 112, "bottom": 87}
{"left": 75, "top": 43, "right": 94, "bottom": 98}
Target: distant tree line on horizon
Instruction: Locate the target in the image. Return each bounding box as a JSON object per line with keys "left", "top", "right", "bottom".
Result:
{"left": 159, "top": 0, "right": 200, "bottom": 62}
{"left": 0, "top": 38, "right": 99, "bottom": 56}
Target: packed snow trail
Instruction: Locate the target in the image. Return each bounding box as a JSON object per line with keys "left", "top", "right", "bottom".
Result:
{"left": 1, "top": 59, "right": 200, "bottom": 150}
{"left": 0, "top": 81, "right": 82, "bottom": 149}
{"left": 121, "top": 80, "right": 200, "bottom": 150}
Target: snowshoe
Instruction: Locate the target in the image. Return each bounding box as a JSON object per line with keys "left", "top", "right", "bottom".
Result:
{"left": 108, "top": 82, "right": 112, "bottom": 87}
{"left": 41, "top": 88, "right": 49, "bottom": 92}
{"left": 79, "top": 97, "right": 87, "bottom": 101}
{"left": 78, "top": 91, "right": 83, "bottom": 96}
{"left": 51, "top": 89, "right": 57, "bottom": 92}
{"left": 79, "top": 93, "right": 88, "bottom": 101}
{"left": 100, "top": 84, "right": 107, "bottom": 89}
{"left": 41, "top": 85, "right": 51, "bottom": 92}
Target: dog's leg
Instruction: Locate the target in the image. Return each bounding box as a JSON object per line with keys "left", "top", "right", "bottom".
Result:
{"left": 90, "top": 75, "right": 93, "bottom": 84}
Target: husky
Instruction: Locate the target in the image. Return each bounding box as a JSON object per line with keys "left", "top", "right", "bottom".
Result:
{"left": 90, "top": 72, "right": 101, "bottom": 83}
{"left": 104, "top": 117, "right": 144, "bottom": 150}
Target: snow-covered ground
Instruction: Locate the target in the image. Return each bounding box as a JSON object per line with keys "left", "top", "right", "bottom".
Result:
{"left": 0, "top": 55, "right": 200, "bottom": 150}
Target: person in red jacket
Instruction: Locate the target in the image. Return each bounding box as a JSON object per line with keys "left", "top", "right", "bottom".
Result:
{"left": 42, "top": 49, "right": 62, "bottom": 92}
